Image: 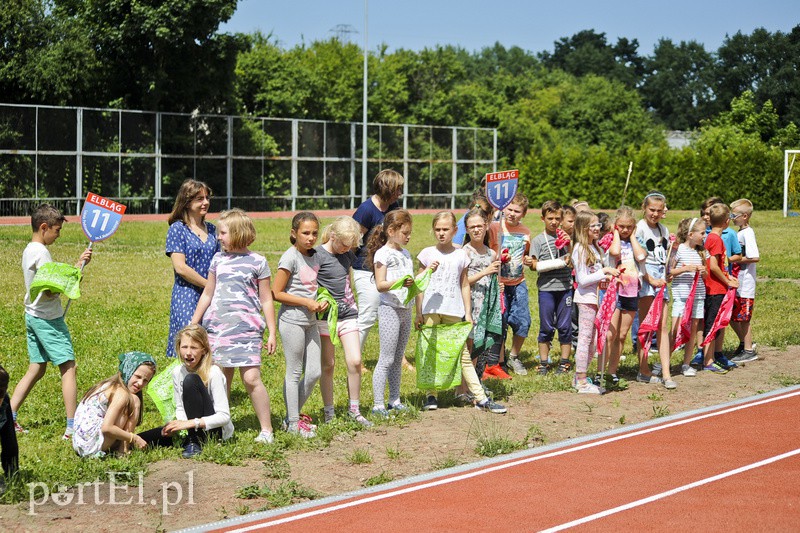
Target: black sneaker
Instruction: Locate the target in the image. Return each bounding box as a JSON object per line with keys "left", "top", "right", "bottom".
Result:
{"left": 422, "top": 395, "right": 438, "bottom": 411}
{"left": 730, "top": 349, "right": 758, "bottom": 363}
{"left": 182, "top": 441, "right": 202, "bottom": 459}
{"left": 476, "top": 399, "right": 507, "bottom": 414}
{"left": 732, "top": 343, "right": 745, "bottom": 357}
{"left": 537, "top": 363, "right": 549, "bottom": 376}
{"left": 556, "top": 360, "right": 571, "bottom": 374}
{"left": 715, "top": 354, "right": 738, "bottom": 370}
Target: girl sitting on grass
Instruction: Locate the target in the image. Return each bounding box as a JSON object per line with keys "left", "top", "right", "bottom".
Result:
{"left": 139, "top": 324, "right": 234, "bottom": 458}
{"left": 72, "top": 352, "right": 155, "bottom": 458}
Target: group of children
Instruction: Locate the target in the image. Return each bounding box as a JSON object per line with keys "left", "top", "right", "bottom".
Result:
{"left": 4, "top": 173, "right": 761, "bottom": 467}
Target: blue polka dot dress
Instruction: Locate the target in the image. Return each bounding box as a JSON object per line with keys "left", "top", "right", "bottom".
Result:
{"left": 165, "top": 221, "right": 219, "bottom": 357}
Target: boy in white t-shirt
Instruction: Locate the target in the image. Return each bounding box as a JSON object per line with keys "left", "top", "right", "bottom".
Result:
{"left": 11, "top": 205, "right": 92, "bottom": 438}
{"left": 729, "top": 199, "right": 759, "bottom": 363}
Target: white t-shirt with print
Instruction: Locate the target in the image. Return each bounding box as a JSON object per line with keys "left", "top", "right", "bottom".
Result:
{"left": 736, "top": 227, "right": 759, "bottom": 299}
{"left": 373, "top": 245, "right": 414, "bottom": 309}
{"left": 417, "top": 246, "right": 470, "bottom": 318}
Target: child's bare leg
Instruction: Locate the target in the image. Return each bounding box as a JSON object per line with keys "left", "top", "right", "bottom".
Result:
{"left": 319, "top": 336, "right": 336, "bottom": 408}
{"left": 510, "top": 334, "right": 525, "bottom": 357}
{"left": 739, "top": 320, "right": 753, "bottom": 350}
{"left": 104, "top": 401, "right": 139, "bottom": 454}
{"left": 611, "top": 310, "right": 634, "bottom": 374}
{"left": 221, "top": 367, "right": 235, "bottom": 398}
{"left": 714, "top": 329, "right": 726, "bottom": 355}
{"left": 606, "top": 310, "right": 622, "bottom": 375}
{"left": 339, "top": 331, "right": 364, "bottom": 402}
{"left": 59, "top": 360, "right": 77, "bottom": 419}
{"left": 10, "top": 363, "right": 48, "bottom": 413}
{"left": 240, "top": 366, "right": 272, "bottom": 433}
{"left": 538, "top": 341, "right": 551, "bottom": 361}
{"left": 683, "top": 319, "right": 700, "bottom": 366}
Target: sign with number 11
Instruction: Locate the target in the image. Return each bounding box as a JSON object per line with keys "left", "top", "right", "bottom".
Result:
{"left": 485, "top": 169, "right": 519, "bottom": 211}
{"left": 80, "top": 192, "right": 126, "bottom": 242}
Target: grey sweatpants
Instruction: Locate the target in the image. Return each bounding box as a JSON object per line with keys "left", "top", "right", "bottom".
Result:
{"left": 280, "top": 319, "right": 322, "bottom": 424}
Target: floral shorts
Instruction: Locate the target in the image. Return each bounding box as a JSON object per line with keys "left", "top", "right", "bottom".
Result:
{"left": 732, "top": 297, "right": 754, "bottom": 322}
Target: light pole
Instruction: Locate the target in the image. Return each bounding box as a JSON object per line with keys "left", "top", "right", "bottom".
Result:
{"left": 361, "top": 0, "right": 368, "bottom": 201}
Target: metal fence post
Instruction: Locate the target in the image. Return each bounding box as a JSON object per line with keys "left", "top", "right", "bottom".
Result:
{"left": 291, "top": 119, "right": 298, "bottom": 212}
{"left": 76, "top": 108, "right": 83, "bottom": 214}
{"left": 350, "top": 122, "right": 356, "bottom": 209}
{"left": 403, "top": 125, "right": 409, "bottom": 209}
{"left": 451, "top": 127, "right": 457, "bottom": 210}
{"left": 34, "top": 106, "right": 39, "bottom": 198}
{"left": 227, "top": 115, "right": 233, "bottom": 210}
{"left": 155, "top": 112, "right": 162, "bottom": 213}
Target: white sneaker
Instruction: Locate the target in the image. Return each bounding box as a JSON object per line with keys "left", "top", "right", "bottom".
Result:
{"left": 681, "top": 364, "right": 697, "bottom": 377}
{"left": 573, "top": 379, "right": 603, "bottom": 394}
{"left": 254, "top": 430, "right": 274, "bottom": 444}
{"left": 288, "top": 419, "right": 316, "bottom": 439}
{"left": 508, "top": 357, "right": 528, "bottom": 375}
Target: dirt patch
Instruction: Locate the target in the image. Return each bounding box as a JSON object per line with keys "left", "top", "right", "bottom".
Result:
{"left": 4, "top": 346, "right": 799, "bottom": 532}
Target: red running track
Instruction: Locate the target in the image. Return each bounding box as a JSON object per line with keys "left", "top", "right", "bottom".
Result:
{"left": 186, "top": 388, "right": 800, "bottom": 533}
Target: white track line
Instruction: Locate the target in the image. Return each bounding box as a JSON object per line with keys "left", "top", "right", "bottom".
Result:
{"left": 540, "top": 447, "right": 800, "bottom": 532}
{"left": 222, "top": 390, "right": 800, "bottom": 532}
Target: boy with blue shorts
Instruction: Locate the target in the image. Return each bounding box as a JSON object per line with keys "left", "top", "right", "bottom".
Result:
{"left": 488, "top": 193, "right": 532, "bottom": 375}
{"left": 529, "top": 200, "right": 573, "bottom": 375}
{"left": 10, "top": 204, "right": 92, "bottom": 439}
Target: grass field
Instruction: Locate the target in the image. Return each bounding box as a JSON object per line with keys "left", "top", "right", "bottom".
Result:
{"left": 0, "top": 209, "right": 798, "bottom": 501}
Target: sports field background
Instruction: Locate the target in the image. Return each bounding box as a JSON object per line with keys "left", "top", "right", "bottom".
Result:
{"left": 0, "top": 209, "right": 798, "bottom": 501}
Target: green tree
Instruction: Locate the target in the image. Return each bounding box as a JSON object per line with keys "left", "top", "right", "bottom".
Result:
{"left": 58, "top": 0, "right": 246, "bottom": 111}
{"left": 715, "top": 26, "right": 800, "bottom": 128}
{"left": 641, "top": 39, "right": 717, "bottom": 130}
{"left": 539, "top": 29, "right": 645, "bottom": 88}
{"left": 0, "top": 0, "right": 99, "bottom": 105}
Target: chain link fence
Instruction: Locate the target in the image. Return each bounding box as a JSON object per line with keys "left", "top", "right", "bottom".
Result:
{"left": 0, "top": 103, "right": 498, "bottom": 216}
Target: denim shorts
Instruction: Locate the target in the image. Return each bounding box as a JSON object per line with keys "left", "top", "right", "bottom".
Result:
{"left": 638, "top": 263, "right": 670, "bottom": 302}
{"left": 616, "top": 295, "right": 639, "bottom": 312}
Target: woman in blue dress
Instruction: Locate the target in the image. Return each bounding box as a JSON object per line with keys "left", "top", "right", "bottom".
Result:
{"left": 165, "top": 179, "right": 219, "bottom": 358}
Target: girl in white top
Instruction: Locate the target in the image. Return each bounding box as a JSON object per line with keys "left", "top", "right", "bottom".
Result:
{"left": 635, "top": 191, "right": 676, "bottom": 388}
{"left": 139, "top": 324, "right": 235, "bottom": 456}
{"left": 668, "top": 218, "right": 707, "bottom": 377}
{"left": 416, "top": 212, "right": 506, "bottom": 413}
{"left": 571, "top": 211, "right": 619, "bottom": 394}
{"left": 367, "top": 210, "right": 416, "bottom": 415}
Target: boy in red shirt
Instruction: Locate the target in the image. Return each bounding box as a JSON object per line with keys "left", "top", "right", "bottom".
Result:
{"left": 702, "top": 203, "right": 739, "bottom": 373}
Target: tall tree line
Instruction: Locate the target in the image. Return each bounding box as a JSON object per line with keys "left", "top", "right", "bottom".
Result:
{"left": 2, "top": 2, "right": 798, "bottom": 208}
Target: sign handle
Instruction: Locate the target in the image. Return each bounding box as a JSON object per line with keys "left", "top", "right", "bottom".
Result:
{"left": 620, "top": 161, "right": 633, "bottom": 207}
{"left": 63, "top": 242, "right": 92, "bottom": 317}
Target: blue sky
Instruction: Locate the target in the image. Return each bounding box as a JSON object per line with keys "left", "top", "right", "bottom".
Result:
{"left": 220, "top": 0, "right": 798, "bottom": 55}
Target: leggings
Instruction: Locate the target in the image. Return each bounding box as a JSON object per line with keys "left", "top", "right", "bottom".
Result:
{"left": 280, "top": 319, "right": 322, "bottom": 424}
{"left": 139, "top": 373, "right": 221, "bottom": 447}
{"left": 1, "top": 395, "right": 19, "bottom": 477}
{"left": 424, "top": 314, "right": 487, "bottom": 403}
{"left": 372, "top": 305, "right": 412, "bottom": 407}
{"left": 575, "top": 303, "right": 598, "bottom": 374}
